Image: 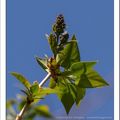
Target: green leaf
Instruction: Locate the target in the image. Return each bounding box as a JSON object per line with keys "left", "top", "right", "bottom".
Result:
{"left": 36, "top": 57, "right": 48, "bottom": 72}
{"left": 75, "top": 87, "right": 86, "bottom": 106}
{"left": 47, "top": 33, "right": 57, "bottom": 56}
{"left": 30, "top": 81, "right": 40, "bottom": 96}
{"left": 40, "top": 87, "right": 61, "bottom": 96}
{"left": 30, "top": 82, "right": 50, "bottom": 102}
{"left": 61, "top": 61, "right": 97, "bottom": 79}
{"left": 35, "top": 105, "right": 52, "bottom": 118}
{"left": 28, "top": 82, "right": 61, "bottom": 103}
{"left": 56, "top": 83, "right": 77, "bottom": 114}
{"left": 11, "top": 72, "right": 31, "bottom": 89}
{"left": 56, "top": 35, "right": 80, "bottom": 69}
{"left": 70, "top": 61, "right": 96, "bottom": 75}
{"left": 76, "top": 70, "right": 109, "bottom": 88}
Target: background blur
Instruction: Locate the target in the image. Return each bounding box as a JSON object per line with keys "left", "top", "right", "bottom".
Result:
{"left": 7, "top": 0, "right": 114, "bottom": 119}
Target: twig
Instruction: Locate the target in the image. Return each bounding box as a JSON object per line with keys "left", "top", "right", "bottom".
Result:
{"left": 15, "top": 73, "right": 51, "bottom": 120}
{"left": 15, "top": 103, "right": 29, "bottom": 120}
{"left": 39, "top": 72, "right": 51, "bottom": 87}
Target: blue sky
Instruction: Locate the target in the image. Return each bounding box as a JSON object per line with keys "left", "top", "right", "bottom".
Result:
{"left": 7, "top": 0, "right": 114, "bottom": 119}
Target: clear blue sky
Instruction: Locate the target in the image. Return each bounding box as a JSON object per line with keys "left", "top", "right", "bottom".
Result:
{"left": 7, "top": 0, "right": 114, "bottom": 119}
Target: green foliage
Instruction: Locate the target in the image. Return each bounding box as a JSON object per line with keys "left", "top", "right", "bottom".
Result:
{"left": 56, "top": 83, "right": 77, "bottom": 114}
{"left": 60, "top": 61, "right": 96, "bottom": 81}
{"left": 11, "top": 72, "right": 31, "bottom": 89}
{"left": 22, "top": 81, "right": 60, "bottom": 103}
{"left": 76, "top": 70, "right": 109, "bottom": 88}
{"left": 60, "top": 61, "right": 109, "bottom": 88}
{"left": 50, "top": 77, "right": 86, "bottom": 114}
{"left": 8, "top": 14, "right": 109, "bottom": 119}
{"left": 75, "top": 87, "right": 86, "bottom": 106}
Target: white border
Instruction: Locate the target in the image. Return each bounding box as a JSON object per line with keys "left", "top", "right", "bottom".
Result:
{"left": 0, "top": 0, "right": 1, "bottom": 116}
{"left": 114, "top": 0, "right": 119, "bottom": 120}
{"left": 0, "top": 0, "right": 6, "bottom": 119}
{"left": 0, "top": 0, "right": 119, "bottom": 120}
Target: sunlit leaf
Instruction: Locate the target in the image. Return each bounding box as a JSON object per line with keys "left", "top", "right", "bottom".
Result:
{"left": 70, "top": 61, "right": 97, "bottom": 75}
{"left": 76, "top": 70, "right": 109, "bottom": 88}
{"left": 61, "top": 61, "right": 97, "bottom": 79}
{"left": 61, "top": 61, "right": 108, "bottom": 88}
{"left": 11, "top": 72, "right": 31, "bottom": 89}
{"left": 40, "top": 87, "right": 61, "bottom": 96}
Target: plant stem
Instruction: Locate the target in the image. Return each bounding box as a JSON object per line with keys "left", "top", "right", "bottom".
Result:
{"left": 15, "top": 73, "right": 51, "bottom": 120}
{"left": 15, "top": 103, "right": 30, "bottom": 120}
{"left": 39, "top": 72, "right": 51, "bottom": 87}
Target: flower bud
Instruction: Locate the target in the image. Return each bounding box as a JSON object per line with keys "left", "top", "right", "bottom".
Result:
{"left": 52, "top": 14, "right": 66, "bottom": 35}
{"left": 60, "top": 31, "right": 69, "bottom": 44}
